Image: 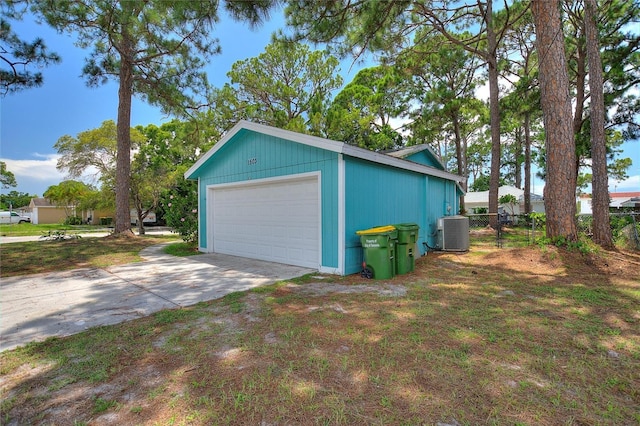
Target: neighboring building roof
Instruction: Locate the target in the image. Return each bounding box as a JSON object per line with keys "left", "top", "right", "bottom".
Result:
{"left": 465, "top": 185, "right": 543, "bottom": 204}
{"left": 30, "top": 197, "right": 56, "bottom": 207}
{"left": 611, "top": 192, "right": 640, "bottom": 208}
{"left": 185, "top": 121, "right": 465, "bottom": 189}
{"left": 611, "top": 191, "right": 640, "bottom": 199}
{"left": 580, "top": 192, "right": 640, "bottom": 208}
{"left": 621, "top": 197, "right": 640, "bottom": 208}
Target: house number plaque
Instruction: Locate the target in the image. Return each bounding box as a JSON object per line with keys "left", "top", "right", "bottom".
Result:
{"left": 247, "top": 157, "right": 257, "bottom": 165}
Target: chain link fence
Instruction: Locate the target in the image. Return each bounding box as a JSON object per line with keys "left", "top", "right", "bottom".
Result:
{"left": 467, "top": 212, "right": 640, "bottom": 249}
{"left": 578, "top": 212, "right": 640, "bottom": 249}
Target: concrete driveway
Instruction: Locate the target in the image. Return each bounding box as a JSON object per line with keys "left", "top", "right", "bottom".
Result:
{"left": 0, "top": 244, "right": 315, "bottom": 352}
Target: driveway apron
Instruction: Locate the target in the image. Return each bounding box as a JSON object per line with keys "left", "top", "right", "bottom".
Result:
{"left": 0, "top": 244, "right": 314, "bottom": 352}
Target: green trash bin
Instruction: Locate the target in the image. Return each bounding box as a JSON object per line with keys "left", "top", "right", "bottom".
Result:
{"left": 395, "top": 223, "right": 419, "bottom": 274}
{"left": 356, "top": 225, "right": 397, "bottom": 279}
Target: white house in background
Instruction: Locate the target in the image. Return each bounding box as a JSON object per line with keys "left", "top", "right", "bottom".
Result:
{"left": 465, "top": 185, "right": 545, "bottom": 214}
{"left": 611, "top": 192, "right": 640, "bottom": 210}
{"left": 578, "top": 191, "right": 640, "bottom": 214}
{"left": 577, "top": 194, "right": 593, "bottom": 214}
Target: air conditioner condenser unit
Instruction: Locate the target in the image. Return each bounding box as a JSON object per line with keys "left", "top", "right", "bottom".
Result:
{"left": 437, "top": 215, "right": 470, "bottom": 251}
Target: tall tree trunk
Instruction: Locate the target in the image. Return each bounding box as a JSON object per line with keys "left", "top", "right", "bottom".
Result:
{"left": 515, "top": 127, "right": 523, "bottom": 188}
{"left": 114, "top": 35, "right": 134, "bottom": 236}
{"left": 524, "top": 112, "right": 532, "bottom": 214}
{"left": 486, "top": 0, "right": 501, "bottom": 228}
{"left": 573, "top": 40, "right": 588, "bottom": 179}
{"left": 452, "top": 114, "right": 466, "bottom": 213}
{"left": 134, "top": 195, "right": 147, "bottom": 236}
{"left": 573, "top": 44, "right": 587, "bottom": 137}
{"left": 532, "top": 0, "right": 578, "bottom": 241}
{"left": 585, "top": 0, "right": 613, "bottom": 248}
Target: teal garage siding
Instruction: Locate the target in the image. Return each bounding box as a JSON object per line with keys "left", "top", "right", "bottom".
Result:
{"left": 386, "top": 144, "right": 446, "bottom": 170}
{"left": 422, "top": 176, "right": 459, "bottom": 250}
{"left": 404, "top": 150, "right": 444, "bottom": 169}
{"left": 342, "top": 158, "right": 460, "bottom": 275}
{"left": 186, "top": 121, "right": 464, "bottom": 275}
{"left": 344, "top": 158, "right": 426, "bottom": 275}
{"left": 191, "top": 129, "right": 341, "bottom": 271}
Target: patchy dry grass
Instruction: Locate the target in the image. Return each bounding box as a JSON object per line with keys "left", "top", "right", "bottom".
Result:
{"left": 1, "top": 243, "right": 639, "bottom": 425}
{"left": 0, "top": 235, "right": 176, "bottom": 277}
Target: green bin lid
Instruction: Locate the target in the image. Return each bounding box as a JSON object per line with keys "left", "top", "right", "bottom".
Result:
{"left": 356, "top": 225, "right": 396, "bottom": 235}
{"left": 394, "top": 223, "right": 419, "bottom": 230}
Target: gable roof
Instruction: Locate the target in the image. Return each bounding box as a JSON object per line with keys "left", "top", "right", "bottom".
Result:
{"left": 30, "top": 197, "right": 56, "bottom": 207}
{"left": 385, "top": 144, "right": 447, "bottom": 170}
{"left": 185, "top": 121, "right": 464, "bottom": 187}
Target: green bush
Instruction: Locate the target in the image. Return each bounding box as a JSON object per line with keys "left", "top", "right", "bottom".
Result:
{"left": 529, "top": 212, "right": 546, "bottom": 229}
{"left": 610, "top": 215, "right": 633, "bottom": 239}
{"left": 609, "top": 214, "right": 640, "bottom": 248}
{"left": 162, "top": 179, "right": 198, "bottom": 244}
{"left": 64, "top": 216, "right": 83, "bottom": 225}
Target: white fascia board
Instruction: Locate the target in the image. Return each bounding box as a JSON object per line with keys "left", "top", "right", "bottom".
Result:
{"left": 241, "top": 121, "right": 345, "bottom": 153}
{"left": 185, "top": 120, "right": 465, "bottom": 187}
{"left": 341, "top": 144, "right": 464, "bottom": 184}
{"left": 387, "top": 144, "right": 448, "bottom": 171}
{"left": 184, "top": 120, "right": 246, "bottom": 179}
{"left": 423, "top": 144, "right": 449, "bottom": 171}
{"left": 337, "top": 153, "right": 345, "bottom": 275}
{"left": 184, "top": 120, "right": 345, "bottom": 180}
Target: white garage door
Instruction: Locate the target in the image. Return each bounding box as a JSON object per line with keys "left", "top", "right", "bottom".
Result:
{"left": 210, "top": 175, "right": 320, "bottom": 268}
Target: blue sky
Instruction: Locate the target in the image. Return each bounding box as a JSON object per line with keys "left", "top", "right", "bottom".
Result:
{"left": 1, "top": 8, "right": 638, "bottom": 198}
{"left": 0, "top": 8, "right": 310, "bottom": 196}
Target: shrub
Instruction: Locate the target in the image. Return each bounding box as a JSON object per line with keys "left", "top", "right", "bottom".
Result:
{"left": 529, "top": 212, "right": 546, "bottom": 229}
{"left": 162, "top": 179, "right": 198, "bottom": 244}
{"left": 64, "top": 216, "right": 83, "bottom": 225}
{"left": 610, "top": 215, "right": 633, "bottom": 240}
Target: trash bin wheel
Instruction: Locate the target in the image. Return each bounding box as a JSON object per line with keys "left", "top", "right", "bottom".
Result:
{"left": 361, "top": 267, "right": 374, "bottom": 279}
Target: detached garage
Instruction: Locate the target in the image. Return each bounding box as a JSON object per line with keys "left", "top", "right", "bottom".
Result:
{"left": 185, "top": 121, "right": 464, "bottom": 275}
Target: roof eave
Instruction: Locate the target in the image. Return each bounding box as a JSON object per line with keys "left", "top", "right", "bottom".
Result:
{"left": 184, "top": 120, "right": 345, "bottom": 180}
{"left": 341, "top": 144, "right": 464, "bottom": 184}
{"left": 387, "top": 144, "right": 448, "bottom": 171}
{"left": 185, "top": 121, "right": 465, "bottom": 187}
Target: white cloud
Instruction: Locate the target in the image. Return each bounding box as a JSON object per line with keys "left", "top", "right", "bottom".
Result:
{"left": 1, "top": 154, "right": 65, "bottom": 196}
{"left": 475, "top": 82, "right": 490, "bottom": 102}
{"left": 609, "top": 174, "right": 640, "bottom": 192}
{"left": 2, "top": 154, "right": 104, "bottom": 197}
{"left": 474, "top": 75, "right": 517, "bottom": 102}
{"left": 2, "top": 154, "right": 62, "bottom": 180}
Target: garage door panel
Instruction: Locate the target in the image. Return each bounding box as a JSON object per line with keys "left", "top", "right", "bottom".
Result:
{"left": 211, "top": 176, "right": 319, "bottom": 268}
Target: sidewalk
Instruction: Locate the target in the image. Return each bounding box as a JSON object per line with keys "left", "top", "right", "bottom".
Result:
{"left": 0, "top": 227, "right": 175, "bottom": 244}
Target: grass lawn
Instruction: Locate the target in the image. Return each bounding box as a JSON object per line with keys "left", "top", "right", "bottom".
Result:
{"left": 0, "top": 234, "right": 179, "bottom": 277}
{"left": 0, "top": 223, "right": 107, "bottom": 237}
{"left": 1, "top": 239, "right": 639, "bottom": 425}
